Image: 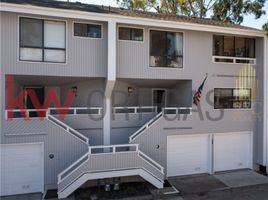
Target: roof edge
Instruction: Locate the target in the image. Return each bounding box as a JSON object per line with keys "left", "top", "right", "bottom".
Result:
{"left": 0, "top": 2, "right": 265, "bottom": 37}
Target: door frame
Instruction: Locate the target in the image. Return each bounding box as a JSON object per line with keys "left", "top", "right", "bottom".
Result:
{"left": 151, "top": 88, "right": 167, "bottom": 108}
{"left": 0, "top": 142, "right": 45, "bottom": 195}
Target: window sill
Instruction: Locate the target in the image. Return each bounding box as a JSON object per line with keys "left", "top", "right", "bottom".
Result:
{"left": 212, "top": 56, "right": 256, "bottom": 65}
{"left": 149, "top": 66, "right": 183, "bottom": 69}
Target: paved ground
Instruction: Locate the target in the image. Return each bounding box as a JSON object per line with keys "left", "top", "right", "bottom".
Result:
{"left": 2, "top": 170, "right": 268, "bottom": 200}
{"left": 181, "top": 183, "right": 268, "bottom": 200}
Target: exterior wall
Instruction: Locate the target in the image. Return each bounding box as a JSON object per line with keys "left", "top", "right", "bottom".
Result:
{"left": 59, "top": 115, "right": 103, "bottom": 146}
{"left": 0, "top": 7, "right": 266, "bottom": 191}
{"left": 132, "top": 111, "right": 256, "bottom": 177}
{"left": 60, "top": 79, "right": 105, "bottom": 107}
{"left": 2, "top": 119, "right": 88, "bottom": 189}
{"left": 113, "top": 80, "right": 192, "bottom": 107}
{"left": 111, "top": 113, "right": 155, "bottom": 144}
{"left": 0, "top": 12, "right": 107, "bottom": 77}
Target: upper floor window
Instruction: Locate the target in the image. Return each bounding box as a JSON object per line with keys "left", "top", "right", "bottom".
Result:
{"left": 213, "top": 35, "right": 255, "bottom": 59}
{"left": 19, "top": 17, "right": 66, "bottom": 63}
{"left": 214, "top": 88, "right": 251, "bottom": 109}
{"left": 150, "top": 30, "right": 183, "bottom": 68}
{"left": 74, "top": 23, "right": 102, "bottom": 38}
{"left": 118, "top": 27, "right": 143, "bottom": 41}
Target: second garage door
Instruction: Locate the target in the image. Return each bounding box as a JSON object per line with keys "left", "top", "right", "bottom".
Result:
{"left": 214, "top": 132, "right": 253, "bottom": 172}
{"left": 167, "top": 134, "right": 211, "bottom": 177}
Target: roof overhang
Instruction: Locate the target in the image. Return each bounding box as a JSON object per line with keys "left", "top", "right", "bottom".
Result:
{"left": 0, "top": 2, "right": 265, "bottom": 37}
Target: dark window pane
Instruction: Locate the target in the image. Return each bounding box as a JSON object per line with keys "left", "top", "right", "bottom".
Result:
{"left": 214, "top": 88, "right": 251, "bottom": 109}
{"left": 213, "top": 35, "right": 224, "bottom": 56}
{"left": 150, "top": 30, "right": 183, "bottom": 68}
{"left": 20, "top": 18, "right": 42, "bottom": 47}
{"left": 119, "top": 27, "right": 131, "bottom": 40}
{"left": 245, "top": 38, "right": 255, "bottom": 58}
{"left": 74, "top": 23, "right": 88, "bottom": 37}
{"left": 223, "top": 36, "right": 234, "bottom": 56}
{"left": 235, "top": 37, "right": 246, "bottom": 57}
{"left": 150, "top": 31, "right": 166, "bottom": 56}
{"left": 88, "top": 24, "right": 101, "bottom": 38}
{"left": 213, "top": 35, "right": 255, "bottom": 59}
{"left": 131, "top": 28, "right": 143, "bottom": 41}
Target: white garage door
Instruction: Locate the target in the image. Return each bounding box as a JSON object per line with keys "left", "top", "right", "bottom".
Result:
{"left": 167, "top": 134, "right": 211, "bottom": 177}
{"left": 214, "top": 132, "right": 253, "bottom": 172}
{"left": 1, "top": 143, "right": 44, "bottom": 196}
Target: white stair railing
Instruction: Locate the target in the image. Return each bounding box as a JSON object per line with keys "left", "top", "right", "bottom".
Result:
{"left": 57, "top": 144, "right": 165, "bottom": 195}
{"left": 47, "top": 114, "right": 89, "bottom": 144}
{"left": 129, "top": 111, "right": 163, "bottom": 143}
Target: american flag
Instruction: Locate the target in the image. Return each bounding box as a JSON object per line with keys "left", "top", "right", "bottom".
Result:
{"left": 193, "top": 75, "right": 208, "bottom": 106}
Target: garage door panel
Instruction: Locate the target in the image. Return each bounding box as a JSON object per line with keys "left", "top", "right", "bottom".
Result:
{"left": 214, "top": 132, "right": 252, "bottom": 172}
{"left": 167, "top": 135, "right": 210, "bottom": 177}
{"left": 0, "top": 144, "right": 44, "bottom": 196}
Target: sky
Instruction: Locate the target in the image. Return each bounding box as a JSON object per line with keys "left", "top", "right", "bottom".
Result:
{"left": 63, "top": 0, "right": 268, "bottom": 29}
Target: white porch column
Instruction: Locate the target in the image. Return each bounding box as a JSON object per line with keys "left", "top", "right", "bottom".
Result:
{"left": 103, "top": 20, "right": 117, "bottom": 145}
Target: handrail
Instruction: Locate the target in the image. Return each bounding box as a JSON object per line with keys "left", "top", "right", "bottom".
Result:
{"left": 138, "top": 150, "right": 164, "bottom": 173}
{"left": 5, "top": 109, "right": 47, "bottom": 119}
{"left": 5, "top": 107, "right": 103, "bottom": 120}
{"left": 113, "top": 106, "right": 157, "bottom": 114}
{"left": 89, "top": 144, "right": 139, "bottom": 154}
{"left": 49, "top": 107, "right": 103, "bottom": 115}
{"left": 58, "top": 152, "right": 90, "bottom": 183}
{"left": 212, "top": 56, "right": 256, "bottom": 65}
{"left": 58, "top": 144, "right": 164, "bottom": 189}
{"left": 47, "top": 114, "right": 89, "bottom": 144}
{"left": 162, "top": 107, "right": 192, "bottom": 115}
{"left": 129, "top": 111, "right": 163, "bottom": 143}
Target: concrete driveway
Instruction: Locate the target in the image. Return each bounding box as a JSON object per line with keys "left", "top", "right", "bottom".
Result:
{"left": 2, "top": 170, "right": 268, "bottom": 200}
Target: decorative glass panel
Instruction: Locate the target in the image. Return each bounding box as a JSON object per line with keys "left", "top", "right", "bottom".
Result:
{"left": 20, "top": 18, "right": 42, "bottom": 47}
{"left": 44, "top": 49, "right": 65, "bottom": 62}
{"left": 20, "top": 48, "right": 43, "bottom": 61}
{"left": 44, "top": 20, "right": 65, "bottom": 48}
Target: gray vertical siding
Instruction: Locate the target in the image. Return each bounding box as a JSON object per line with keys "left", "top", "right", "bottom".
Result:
{"left": 132, "top": 111, "right": 257, "bottom": 177}
{"left": 2, "top": 119, "right": 88, "bottom": 189}
{"left": 1, "top": 12, "right": 107, "bottom": 77}
{"left": 111, "top": 113, "right": 155, "bottom": 144}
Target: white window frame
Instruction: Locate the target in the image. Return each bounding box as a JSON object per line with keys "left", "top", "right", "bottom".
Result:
{"left": 17, "top": 15, "right": 67, "bottom": 65}
{"left": 117, "top": 25, "right": 144, "bottom": 43}
{"left": 212, "top": 35, "right": 256, "bottom": 65}
{"left": 148, "top": 28, "right": 185, "bottom": 69}
{"left": 213, "top": 87, "right": 253, "bottom": 110}
{"left": 72, "top": 21, "right": 103, "bottom": 40}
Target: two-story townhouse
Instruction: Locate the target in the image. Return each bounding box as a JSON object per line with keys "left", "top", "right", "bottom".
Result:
{"left": 0, "top": 0, "right": 268, "bottom": 198}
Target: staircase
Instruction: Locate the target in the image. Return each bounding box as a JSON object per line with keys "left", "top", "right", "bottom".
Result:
{"left": 129, "top": 111, "right": 163, "bottom": 143}
{"left": 47, "top": 111, "right": 165, "bottom": 199}
{"left": 47, "top": 114, "right": 89, "bottom": 144}
{"left": 57, "top": 144, "right": 164, "bottom": 199}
